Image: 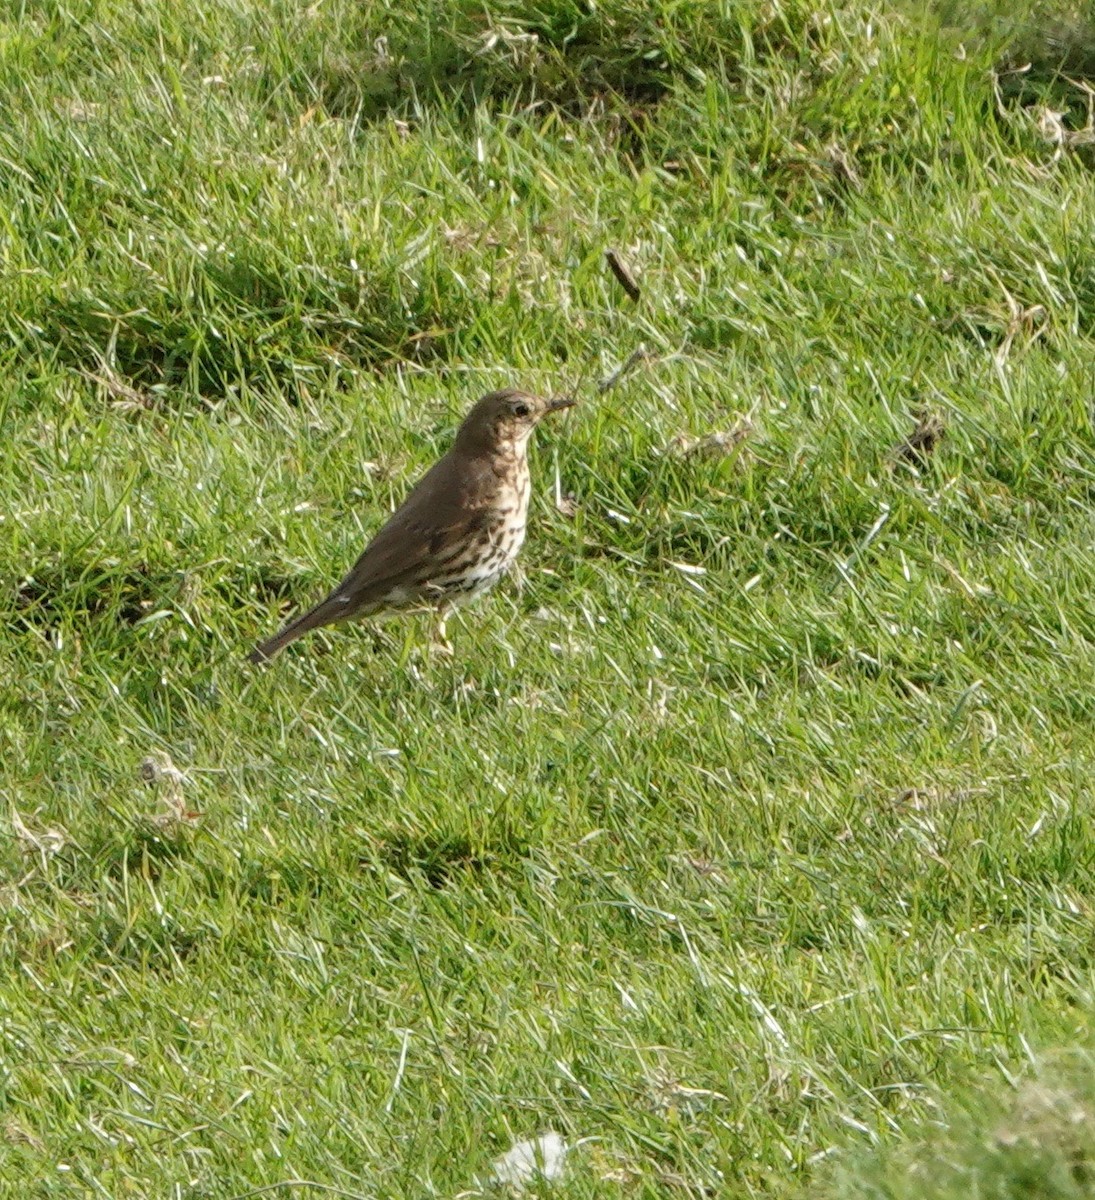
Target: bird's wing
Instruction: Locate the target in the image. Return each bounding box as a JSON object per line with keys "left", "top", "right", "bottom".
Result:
{"left": 248, "top": 450, "right": 500, "bottom": 662}
{"left": 325, "top": 451, "right": 497, "bottom": 613}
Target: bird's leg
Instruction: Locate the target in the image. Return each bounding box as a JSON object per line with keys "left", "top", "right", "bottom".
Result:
{"left": 430, "top": 607, "right": 455, "bottom": 657}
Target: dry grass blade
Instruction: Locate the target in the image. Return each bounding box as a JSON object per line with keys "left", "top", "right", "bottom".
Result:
{"left": 597, "top": 345, "right": 647, "bottom": 393}
{"left": 81, "top": 365, "right": 154, "bottom": 412}
{"left": 666, "top": 418, "right": 753, "bottom": 460}
{"left": 10, "top": 808, "right": 67, "bottom": 864}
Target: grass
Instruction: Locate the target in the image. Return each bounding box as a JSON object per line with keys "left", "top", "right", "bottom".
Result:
{"left": 2, "top": 0, "right": 1095, "bottom": 1195}
{"left": 823, "top": 1042, "right": 1095, "bottom": 1198}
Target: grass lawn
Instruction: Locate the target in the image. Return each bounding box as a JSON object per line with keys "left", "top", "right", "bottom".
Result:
{"left": 3, "top": 0, "right": 1095, "bottom": 1195}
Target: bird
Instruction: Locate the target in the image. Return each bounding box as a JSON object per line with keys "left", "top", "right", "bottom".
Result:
{"left": 248, "top": 388, "right": 575, "bottom": 663}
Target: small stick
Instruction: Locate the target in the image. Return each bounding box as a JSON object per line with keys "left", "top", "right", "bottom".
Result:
{"left": 605, "top": 248, "right": 641, "bottom": 302}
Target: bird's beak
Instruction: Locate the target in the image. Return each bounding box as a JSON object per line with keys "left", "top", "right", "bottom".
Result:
{"left": 545, "top": 394, "right": 577, "bottom": 415}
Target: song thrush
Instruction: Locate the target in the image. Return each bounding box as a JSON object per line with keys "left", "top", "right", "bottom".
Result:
{"left": 248, "top": 388, "right": 574, "bottom": 663}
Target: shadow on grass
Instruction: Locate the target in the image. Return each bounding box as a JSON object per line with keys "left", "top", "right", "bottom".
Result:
{"left": 270, "top": 0, "right": 831, "bottom": 121}
{"left": 12, "top": 559, "right": 167, "bottom": 630}
{"left": 23, "top": 256, "right": 458, "bottom": 403}
{"left": 373, "top": 824, "right": 531, "bottom": 889}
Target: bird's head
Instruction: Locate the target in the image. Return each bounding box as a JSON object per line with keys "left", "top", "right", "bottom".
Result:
{"left": 455, "top": 389, "right": 575, "bottom": 457}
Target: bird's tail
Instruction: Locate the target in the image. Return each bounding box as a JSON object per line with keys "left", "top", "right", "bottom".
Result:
{"left": 247, "top": 595, "right": 348, "bottom": 664}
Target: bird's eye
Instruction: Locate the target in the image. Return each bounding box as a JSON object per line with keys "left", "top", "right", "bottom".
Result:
{"left": 513, "top": 402, "right": 531, "bottom": 418}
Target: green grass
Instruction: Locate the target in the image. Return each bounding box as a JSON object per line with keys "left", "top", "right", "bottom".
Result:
{"left": 3, "top": 0, "right": 1095, "bottom": 1195}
